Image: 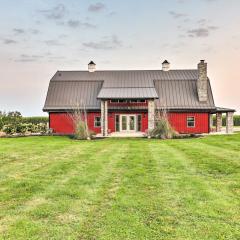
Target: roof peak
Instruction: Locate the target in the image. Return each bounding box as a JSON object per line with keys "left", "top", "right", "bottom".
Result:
{"left": 56, "top": 69, "right": 197, "bottom": 73}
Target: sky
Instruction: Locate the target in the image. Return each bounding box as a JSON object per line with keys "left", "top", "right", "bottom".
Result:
{"left": 0, "top": 0, "right": 239, "bottom": 116}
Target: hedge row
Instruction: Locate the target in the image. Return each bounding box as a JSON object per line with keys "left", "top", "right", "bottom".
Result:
{"left": 0, "top": 111, "right": 49, "bottom": 135}
{"left": 2, "top": 123, "right": 47, "bottom": 134}
{"left": 22, "top": 117, "right": 48, "bottom": 124}
{"left": 212, "top": 115, "right": 240, "bottom": 126}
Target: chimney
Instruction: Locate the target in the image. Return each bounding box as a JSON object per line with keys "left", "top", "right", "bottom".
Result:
{"left": 197, "top": 60, "right": 208, "bottom": 102}
{"left": 88, "top": 61, "right": 96, "bottom": 72}
{"left": 162, "top": 60, "right": 170, "bottom": 71}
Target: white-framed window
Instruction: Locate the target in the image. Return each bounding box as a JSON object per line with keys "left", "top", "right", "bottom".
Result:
{"left": 110, "top": 99, "right": 146, "bottom": 103}
{"left": 187, "top": 116, "right": 195, "bottom": 128}
{"left": 94, "top": 116, "right": 101, "bottom": 127}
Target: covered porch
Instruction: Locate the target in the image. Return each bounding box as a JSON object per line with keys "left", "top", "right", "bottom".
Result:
{"left": 99, "top": 99, "right": 155, "bottom": 136}
{"left": 210, "top": 107, "right": 235, "bottom": 134}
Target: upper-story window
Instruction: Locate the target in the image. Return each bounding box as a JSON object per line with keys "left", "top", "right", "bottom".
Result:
{"left": 110, "top": 99, "right": 146, "bottom": 103}
{"left": 187, "top": 116, "right": 195, "bottom": 128}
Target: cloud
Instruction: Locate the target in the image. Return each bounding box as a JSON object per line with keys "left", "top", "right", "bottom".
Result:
{"left": 169, "top": 11, "right": 187, "bottom": 19}
{"left": 39, "top": 4, "right": 66, "bottom": 20}
{"left": 16, "top": 54, "right": 44, "bottom": 62}
{"left": 29, "top": 29, "right": 40, "bottom": 34}
{"left": 67, "top": 20, "right": 97, "bottom": 29}
{"left": 13, "top": 28, "right": 25, "bottom": 34}
{"left": 88, "top": 2, "right": 106, "bottom": 12}
{"left": 82, "top": 35, "right": 122, "bottom": 50}
{"left": 45, "top": 40, "right": 64, "bottom": 46}
{"left": 3, "top": 39, "right": 17, "bottom": 44}
{"left": 187, "top": 26, "right": 218, "bottom": 37}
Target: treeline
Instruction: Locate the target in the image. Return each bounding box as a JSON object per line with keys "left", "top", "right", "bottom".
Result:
{"left": 212, "top": 115, "right": 240, "bottom": 126}
{"left": 0, "top": 111, "right": 48, "bottom": 135}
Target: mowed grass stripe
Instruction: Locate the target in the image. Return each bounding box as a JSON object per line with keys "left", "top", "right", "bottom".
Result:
{"left": 84, "top": 139, "right": 164, "bottom": 240}
{"left": 2, "top": 140, "right": 129, "bottom": 239}
{"left": 0, "top": 135, "right": 240, "bottom": 239}
{"left": 149, "top": 140, "right": 240, "bottom": 240}
{"left": 0, "top": 139, "right": 112, "bottom": 235}
{"left": 167, "top": 139, "right": 240, "bottom": 176}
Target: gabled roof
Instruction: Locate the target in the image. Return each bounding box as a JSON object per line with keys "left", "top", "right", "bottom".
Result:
{"left": 43, "top": 69, "right": 216, "bottom": 111}
{"left": 43, "top": 81, "right": 103, "bottom": 111}
{"left": 154, "top": 79, "right": 215, "bottom": 110}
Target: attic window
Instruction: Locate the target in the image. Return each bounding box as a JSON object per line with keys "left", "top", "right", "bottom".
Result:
{"left": 58, "top": 73, "right": 62, "bottom": 77}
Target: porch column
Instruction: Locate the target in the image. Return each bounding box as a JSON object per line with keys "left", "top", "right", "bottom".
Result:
{"left": 209, "top": 114, "right": 213, "bottom": 132}
{"left": 226, "top": 112, "right": 234, "bottom": 134}
{"left": 101, "top": 100, "right": 105, "bottom": 136}
{"left": 104, "top": 100, "right": 108, "bottom": 136}
{"left": 100, "top": 100, "right": 108, "bottom": 136}
{"left": 216, "top": 112, "right": 222, "bottom": 132}
{"left": 148, "top": 99, "right": 155, "bottom": 131}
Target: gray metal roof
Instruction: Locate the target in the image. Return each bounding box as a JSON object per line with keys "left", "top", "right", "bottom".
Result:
{"left": 97, "top": 87, "right": 158, "bottom": 99}
{"left": 43, "top": 69, "right": 216, "bottom": 111}
{"left": 154, "top": 79, "right": 215, "bottom": 110}
{"left": 43, "top": 81, "right": 103, "bottom": 111}
{"left": 52, "top": 70, "right": 198, "bottom": 86}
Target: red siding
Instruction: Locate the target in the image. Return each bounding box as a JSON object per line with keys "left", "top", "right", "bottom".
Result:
{"left": 49, "top": 112, "right": 101, "bottom": 134}
{"left": 168, "top": 112, "right": 209, "bottom": 134}
{"left": 49, "top": 111, "right": 209, "bottom": 135}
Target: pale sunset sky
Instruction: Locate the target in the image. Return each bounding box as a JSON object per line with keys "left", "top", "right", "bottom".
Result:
{"left": 0, "top": 0, "right": 239, "bottom": 116}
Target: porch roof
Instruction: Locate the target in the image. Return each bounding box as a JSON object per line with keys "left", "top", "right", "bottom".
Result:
{"left": 211, "top": 107, "right": 235, "bottom": 113}
{"left": 97, "top": 87, "right": 158, "bottom": 99}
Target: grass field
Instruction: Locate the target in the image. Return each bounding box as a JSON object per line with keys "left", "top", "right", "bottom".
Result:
{"left": 0, "top": 135, "right": 240, "bottom": 240}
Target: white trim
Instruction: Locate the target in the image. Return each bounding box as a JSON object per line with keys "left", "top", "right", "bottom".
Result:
{"left": 94, "top": 116, "right": 101, "bottom": 128}
{"left": 120, "top": 114, "right": 137, "bottom": 132}
{"left": 187, "top": 116, "right": 195, "bottom": 128}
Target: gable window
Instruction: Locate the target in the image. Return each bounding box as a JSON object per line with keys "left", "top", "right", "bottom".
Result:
{"left": 94, "top": 116, "right": 101, "bottom": 127}
{"left": 187, "top": 116, "right": 195, "bottom": 128}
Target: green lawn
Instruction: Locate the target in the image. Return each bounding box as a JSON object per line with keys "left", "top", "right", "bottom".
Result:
{"left": 0, "top": 135, "right": 239, "bottom": 240}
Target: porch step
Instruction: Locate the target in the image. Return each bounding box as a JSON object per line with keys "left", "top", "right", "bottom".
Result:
{"left": 96, "top": 132, "right": 146, "bottom": 138}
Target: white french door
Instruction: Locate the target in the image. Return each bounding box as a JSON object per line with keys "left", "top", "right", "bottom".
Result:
{"left": 120, "top": 115, "right": 136, "bottom": 132}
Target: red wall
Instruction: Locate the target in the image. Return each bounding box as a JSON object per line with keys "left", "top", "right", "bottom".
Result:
{"left": 49, "top": 112, "right": 209, "bottom": 134}
{"left": 49, "top": 112, "right": 101, "bottom": 134}
{"left": 168, "top": 112, "right": 209, "bottom": 134}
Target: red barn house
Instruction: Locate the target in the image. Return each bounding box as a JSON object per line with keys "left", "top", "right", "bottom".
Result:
{"left": 43, "top": 60, "right": 234, "bottom": 136}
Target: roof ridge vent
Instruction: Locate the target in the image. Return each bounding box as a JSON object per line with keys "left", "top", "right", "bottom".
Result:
{"left": 162, "top": 60, "right": 170, "bottom": 71}
{"left": 88, "top": 61, "right": 96, "bottom": 72}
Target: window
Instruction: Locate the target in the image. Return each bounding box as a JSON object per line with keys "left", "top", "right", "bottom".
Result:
{"left": 94, "top": 116, "right": 101, "bottom": 127}
{"left": 110, "top": 99, "right": 146, "bottom": 103}
{"left": 187, "top": 116, "right": 195, "bottom": 128}
{"left": 110, "top": 99, "right": 119, "bottom": 103}
{"left": 115, "top": 115, "right": 120, "bottom": 132}
{"left": 137, "top": 114, "right": 142, "bottom": 131}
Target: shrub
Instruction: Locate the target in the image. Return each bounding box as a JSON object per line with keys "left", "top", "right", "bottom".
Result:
{"left": 74, "top": 121, "right": 89, "bottom": 140}
{"left": 150, "top": 115, "right": 177, "bottom": 139}
{"left": 16, "top": 123, "right": 29, "bottom": 134}
{"left": 2, "top": 124, "right": 16, "bottom": 135}
{"left": 36, "top": 123, "right": 48, "bottom": 134}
